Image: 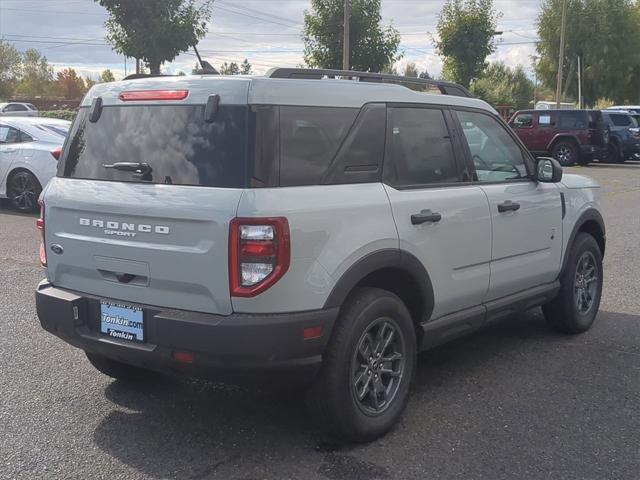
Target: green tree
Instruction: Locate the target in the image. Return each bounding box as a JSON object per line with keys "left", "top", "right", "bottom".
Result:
{"left": 536, "top": 0, "right": 640, "bottom": 105}
{"left": 240, "top": 58, "right": 253, "bottom": 75}
{"left": 303, "top": 0, "right": 401, "bottom": 72}
{"left": 219, "top": 62, "right": 240, "bottom": 75}
{"left": 56, "top": 68, "right": 86, "bottom": 99}
{"left": 403, "top": 62, "right": 419, "bottom": 77}
{"left": 85, "top": 76, "right": 97, "bottom": 90}
{"left": 15, "top": 49, "right": 54, "bottom": 97}
{"left": 470, "top": 62, "right": 534, "bottom": 109}
{"left": 96, "top": 0, "right": 213, "bottom": 74}
{"left": 99, "top": 69, "right": 115, "bottom": 82}
{"left": 434, "top": 0, "right": 500, "bottom": 88}
{"left": 0, "top": 41, "right": 22, "bottom": 99}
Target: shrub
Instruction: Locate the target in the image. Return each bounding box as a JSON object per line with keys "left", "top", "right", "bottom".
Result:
{"left": 39, "top": 110, "right": 76, "bottom": 121}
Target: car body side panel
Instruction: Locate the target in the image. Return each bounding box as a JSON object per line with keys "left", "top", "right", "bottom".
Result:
{"left": 233, "top": 183, "right": 398, "bottom": 313}
{"left": 558, "top": 184, "right": 602, "bottom": 268}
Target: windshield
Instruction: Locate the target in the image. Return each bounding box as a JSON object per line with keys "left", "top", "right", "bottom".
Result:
{"left": 59, "top": 105, "right": 249, "bottom": 187}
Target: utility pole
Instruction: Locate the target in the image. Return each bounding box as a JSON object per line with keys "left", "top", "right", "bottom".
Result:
{"left": 342, "top": 0, "right": 350, "bottom": 70}
{"left": 577, "top": 55, "right": 582, "bottom": 109}
{"left": 555, "top": 0, "right": 567, "bottom": 109}
{"left": 136, "top": 58, "right": 140, "bottom": 75}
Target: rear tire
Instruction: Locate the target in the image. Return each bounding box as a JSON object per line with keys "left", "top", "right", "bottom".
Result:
{"left": 307, "top": 287, "right": 416, "bottom": 443}
{"left": 543, "top": 233, "right": 603, "bottom": 334}
{"left": 7, "top": 170, "right": 41, "bottom": 213}
{"left": 607, "top": 142, "right": 624, "bottom": 164}
{"left": 85, "top": 352, "right": 159, "bottom": 381}
{"left": 552, "top": 141, "right": 578, "bottom": 166}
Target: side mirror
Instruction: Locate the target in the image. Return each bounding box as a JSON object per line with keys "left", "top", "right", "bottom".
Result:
{"left": 536, "top": 157, "right": 563, "bottom": 183}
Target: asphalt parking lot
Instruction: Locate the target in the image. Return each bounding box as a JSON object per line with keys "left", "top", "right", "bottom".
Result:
{"left": 1, "top": 163, "right": 639, "bottom": 480}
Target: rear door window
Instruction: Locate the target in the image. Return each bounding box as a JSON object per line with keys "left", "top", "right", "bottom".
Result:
{"left": 60, "top": 105, "right": 249, "bottom": 188}
{"left": 609, "top": 114, "right": 632, "bottom": 127}
{"left": 384, "top": 107, "right": 459, "bottom": 186}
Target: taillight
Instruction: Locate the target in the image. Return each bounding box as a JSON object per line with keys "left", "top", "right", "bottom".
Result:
{"left": 229, "top": 217, "right": 290, "bottom": 297}
{"left": 119, "top": 90, "right": 189, "bottom": 102}
{"left": 37, "top": 201, "right": 46, "bottom": 266}
{"left": 51, "top": 147, "right": 62, "bottom": 160}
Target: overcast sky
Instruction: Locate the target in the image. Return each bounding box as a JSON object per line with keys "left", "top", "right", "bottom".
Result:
{"left": 0, "top": 0, "right": 542, "bottom": 80}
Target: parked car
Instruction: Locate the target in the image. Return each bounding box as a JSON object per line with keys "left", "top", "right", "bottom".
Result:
{"left": 602, "top": 110, "right": 640, "bottom": 162}
{"left": 0, "top": 117, "right": 71, "bottom": 212}
{"left": 607, "top": 105, "right": 640, "bottom": 115}
{"left": 509, "top": 109, "right": 607, "bottom": 166}
{"left": 0, "top": 102, "right": 39, "bottom": 117}
{"left": 35, "top": 69, "right": 605, "bottom": 442}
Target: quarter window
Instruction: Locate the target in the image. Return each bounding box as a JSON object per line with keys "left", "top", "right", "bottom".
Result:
{"left": 384, "top": 107, "right": 458, "bottom": 186}
{"left": 456, "top": 110, "right": 530, "bottom": 183}
{"left": 558, "top": 111, "right": 587, "bottom": 129}
{"left": 279, "top": 106, "right": 357, "bottom": 187}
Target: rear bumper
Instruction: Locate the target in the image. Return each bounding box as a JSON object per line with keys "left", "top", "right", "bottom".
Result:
{"left": 35, "top": 280, "right": 338, "bottom": 377}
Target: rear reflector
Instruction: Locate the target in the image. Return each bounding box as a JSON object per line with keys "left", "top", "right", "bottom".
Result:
{"left": 51, "top": 147, "right": 62, "bottom": 160}
{"left": 172, "top": 351, "right": 194, "bottom": 364}
{"left": 303, "top": 326, "right": 322, "bottom": 340}
{"left": 119, "top": 90, "right": 189, "bottom": 102}
{"left": 37, "top": 201, "right": 46, "bottom": 266}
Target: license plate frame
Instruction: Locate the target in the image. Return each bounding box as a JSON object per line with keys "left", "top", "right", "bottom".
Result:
{"left": 100, "top": 301, "right": 145, "bottom": 343}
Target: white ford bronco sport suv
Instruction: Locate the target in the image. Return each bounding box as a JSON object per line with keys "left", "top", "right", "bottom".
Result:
{"left": 36, "top": 68, "right": 605, "bottom": 442}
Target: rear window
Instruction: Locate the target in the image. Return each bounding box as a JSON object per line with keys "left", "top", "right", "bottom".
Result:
{"left": 36, "top": 123, "right": 69, "bottom": 137}
{"left": 60, "top": 105, "right": 248, "bottom": 187}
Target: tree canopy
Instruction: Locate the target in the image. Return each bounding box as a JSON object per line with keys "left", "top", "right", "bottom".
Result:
{"left": 470, "top": 62, "right": 534, "bottom": 109}
{"left": 303, "top": 0, "right": 401, "bottom": 72}
{"left": 434, "top": 0, "right": 500, "bottom": 88}
{"left": 95, "top": 0, "right": 213, "bottom": 74}
{"left": 99, "top": 69, "right": 116, "bottom": 83}
{"left": 219, "top": 59, "right": 253, "bottom": 75}
{"left": 0, "top": 41, "right": 22, "bottom": 99}
{"left": 14, "top": 49, "right": 54, "bottom": 97}
{"left": 536, "top": 0, "right": 640, "bottom": 105}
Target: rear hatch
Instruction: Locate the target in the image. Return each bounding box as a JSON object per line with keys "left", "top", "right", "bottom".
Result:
{"left": 43, "top": 81, "right": 251, "bottom": 315}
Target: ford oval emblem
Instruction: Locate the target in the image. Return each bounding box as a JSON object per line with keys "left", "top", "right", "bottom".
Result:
{"left": 50, "top": 244, "right": 64, "bottom": 255}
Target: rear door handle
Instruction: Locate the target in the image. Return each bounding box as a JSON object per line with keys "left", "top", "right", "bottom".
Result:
{"left": 411, "top": 209, "right": 442, "bottom": 225}
{"left": 497, "top": 200, "right": 521, "bottom": 213}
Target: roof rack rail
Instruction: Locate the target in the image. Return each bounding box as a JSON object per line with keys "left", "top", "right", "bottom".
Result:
{"left": 122, "top": 73, "right": 175, "bottom": 81}
{"left": 265, "top": 68, "right": 472, "bottom": 98}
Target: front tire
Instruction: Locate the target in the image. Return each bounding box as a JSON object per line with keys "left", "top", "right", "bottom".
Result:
{"left": 308, "top": 287, "right": 416, "bottom": 443}
{"left": 7, "top": 170, "right": 41, "bottom": 213}
{"left": 543, "top": 233, "right": 603, "bottom": 334}
{"left": 552, "top": 141, "right": 578, "bottom": 166}
{"left": 85, "top": 352, "right": 159, "bottom": 381}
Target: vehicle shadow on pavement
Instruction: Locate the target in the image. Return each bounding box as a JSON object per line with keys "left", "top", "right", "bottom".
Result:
{"left": 0, "top": 199, "right": 39, "bottom": 217}
{"left": 91, "top": 308, "right": 639, "bottom": 479}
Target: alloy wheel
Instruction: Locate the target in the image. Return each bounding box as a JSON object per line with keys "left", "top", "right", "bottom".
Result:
{"left": 556, "top": 146, "right": 572, "bottom": 165}
{"left": 8, "top": 172, "right": 39, "bottom": 211}
{"left": 574, "top": 251, "right": 598, "bottom": 315}
{"left": 351, "top": 318, "right": 406, "bottom": 416}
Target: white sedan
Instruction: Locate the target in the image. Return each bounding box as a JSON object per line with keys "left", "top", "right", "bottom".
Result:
{"left": 0, "top": 116, "right": 71, "bottom": 212}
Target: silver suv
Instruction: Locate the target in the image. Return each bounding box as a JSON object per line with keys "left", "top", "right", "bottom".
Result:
{"left": 35, "top": 69, "right": 605, "bottom": 442}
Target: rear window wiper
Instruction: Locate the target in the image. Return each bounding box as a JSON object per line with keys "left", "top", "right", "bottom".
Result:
{"left": 103, "top": 162, "right": 152, "bottom": 181}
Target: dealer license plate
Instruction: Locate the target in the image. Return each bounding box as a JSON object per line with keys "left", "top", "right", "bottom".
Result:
{"left": 100, "top": 301, "right": 144, "bottom": 343}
